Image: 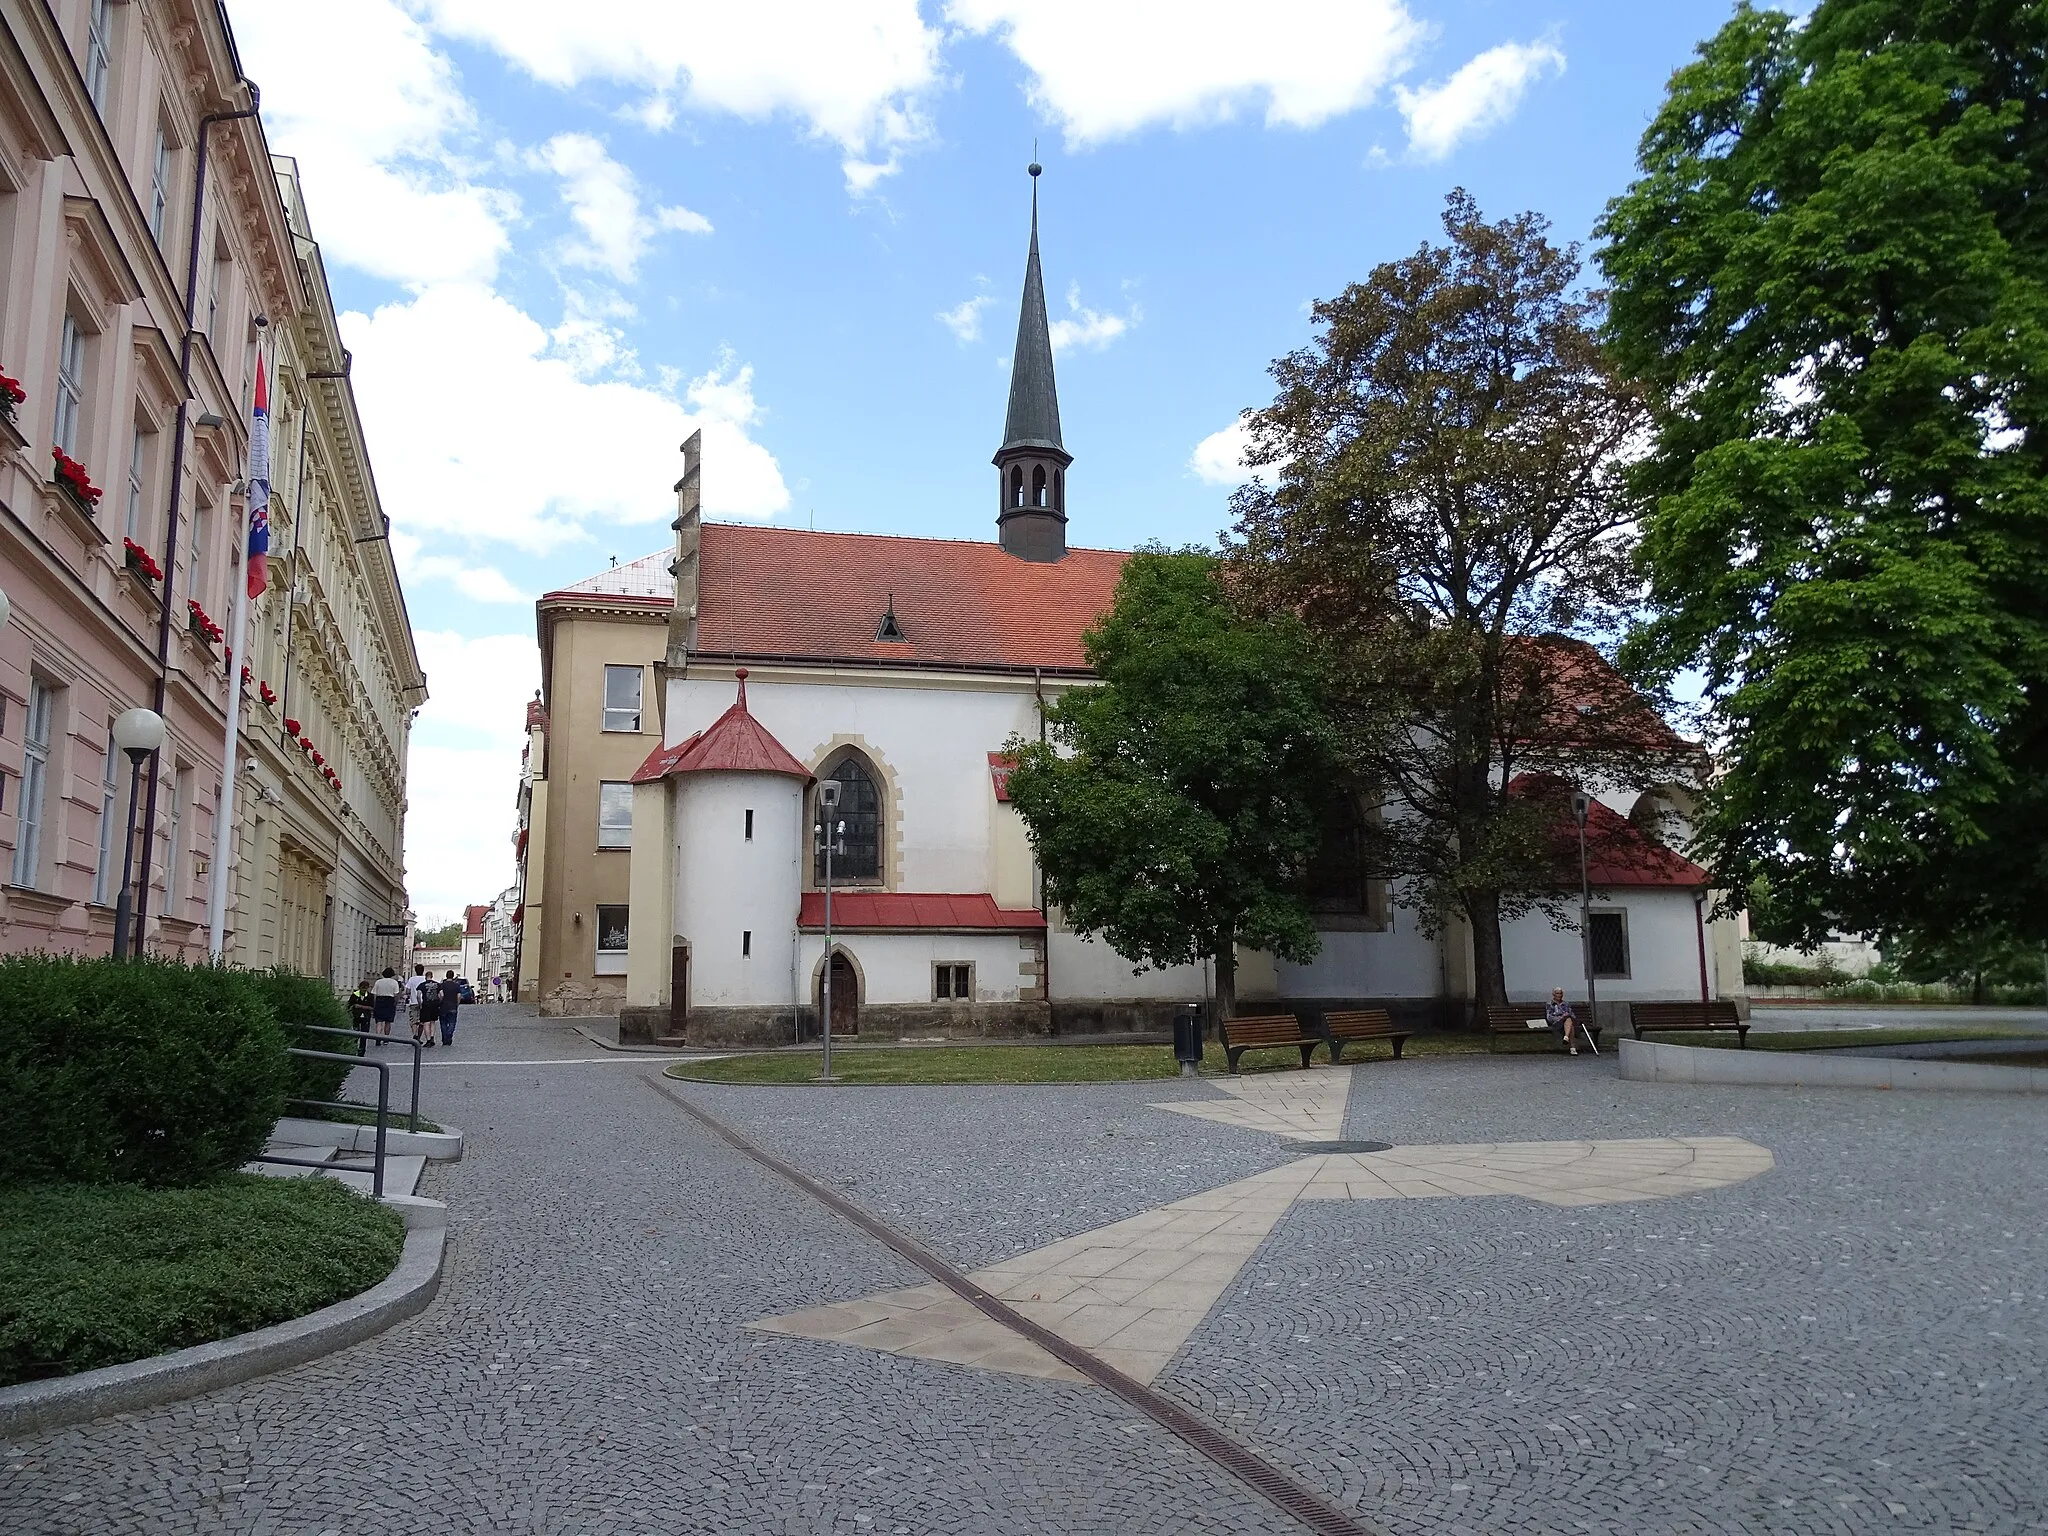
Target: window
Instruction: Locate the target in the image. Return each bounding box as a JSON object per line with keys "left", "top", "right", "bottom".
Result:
{"left": 84, "top": 0, "right": 112, "bottom": 114}
{"left": 934, "top": 962, "right": 973, "bottom": 1001}
{"left": 125, "top": 424, "right": 149, "bottom": 540}
{"left": 92, "top": 724, "right": 118, "bottom": 904}
{"left": 741, "top": 930, "right": 751, "bottom": 957}
{"left": 149, "top": 126, "right": 172, "bottom": 244}
{"left": 162, "top": 765, "right": 185, "bottom": 912}
{"left": 205, "top": 246, "right": 226, "bottom": 342}
{"left": 594, "top": 904, "right": 629, "bottom": 974}
{"left": 597, "top": 781, "right": 633, "bottom": 848}
{"left": 1031, "top": 464, "right": 1047, "bottom": 507}
{"left": 54, "top": 313, "right": 85, "bottom": 456}
{"left": 1589, "top": 910, "right": 1630, "bottom": 979}
{"left": 601, "top": 665, "right": 642, "bottom": 732}
{"left": 815, "top": 749, "right": 881, "bottom": 883}
{"left": 186, "top": 500, "right": 207, "bottom": 612}
{"left": 9, "top": 683, "right": 54, "bottom": 888}
{"left": 744, "top": 808, "right": 754, "bottom": 841}
{"left": 1307, "top": 789, "right": 1367, "bottom": 914}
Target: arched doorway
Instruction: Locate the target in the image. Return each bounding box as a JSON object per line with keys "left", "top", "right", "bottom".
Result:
{"left": 818, "top": 949, "right": 859, "bottom": 1036}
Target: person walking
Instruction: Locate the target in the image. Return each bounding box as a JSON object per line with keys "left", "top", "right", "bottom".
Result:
{"left": 1545, "top": 987, "right": 1585, "bottom": 1056}
{"left": 370, "top": 968, "right": 402, "bottom": 1043}
{"left": 347, "top": 978, "right": 374, "bottom": 1044}
{"left": 403, "top": 964, "right": 426, "bottom": 1040}
{"left": 415, "top": 969, "right": 442, "bottom": 1047}
{"left": 438, "top": 968, "right": 462, "bottom": 1047}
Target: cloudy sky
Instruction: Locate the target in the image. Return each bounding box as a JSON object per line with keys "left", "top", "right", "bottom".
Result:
{"left": 231, "top": 0, "right": 1744, "bottom": 922}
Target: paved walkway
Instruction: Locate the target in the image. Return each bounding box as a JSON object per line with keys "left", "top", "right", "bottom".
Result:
{"left": 4, "top": 1005, "right": 2046, "bottom": 1534}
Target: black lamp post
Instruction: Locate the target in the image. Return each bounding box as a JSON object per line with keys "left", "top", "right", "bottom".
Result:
{"left": 110, "top": 707, "right": 167, "bottom": 960}
{"left": 1571, "top": 790, "right": 1597, "bottom": 1034}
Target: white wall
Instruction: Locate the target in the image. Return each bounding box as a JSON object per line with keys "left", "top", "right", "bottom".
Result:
{"left": 1274, "top": 922, "right": 1443, "bottom": 999}
{"left": 1499, "top": 889, "right": 1710, "bottom": 1002}
{"left": 799, "top": 932, "right": 1034, "bottom": 1006}
{"left": 675, "top": 771, "right": 804, "bottom": 1008}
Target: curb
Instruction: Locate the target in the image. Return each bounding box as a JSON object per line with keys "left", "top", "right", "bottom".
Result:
{"left": 0, "top": 1225, "right": 447, "bottom": 1441}
{"left": 272, "top": 1117, "right": 464, "bottom": 1160}
{"left": 570, "top": 1024, "right": 699, "bottom": 1055}
{"left": 1620, "top": 1036, "right": 2048, "bottom": 1094}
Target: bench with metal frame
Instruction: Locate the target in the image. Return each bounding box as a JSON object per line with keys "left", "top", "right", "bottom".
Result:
{"left": 1219, "top": 1014, "right": 1319, "bottom": 1073}
{"left": 1485, "top": 1005, "right": 1601, "bottom": 1053}
{"left": 1630, "top": 1000, "right": 1749, "bottom": 1047}
{"left": 1320, "top": 1009, "right": 1411, "bottom": 1064}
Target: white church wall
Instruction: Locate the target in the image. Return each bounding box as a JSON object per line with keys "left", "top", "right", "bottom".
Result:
{"left": 675, "top": 771, "right": 804, "bottom": 1008}
{"left": 1277, "top": 922, "right": 1443, "bottom": 999}
{"left": 1498, "top": 889, "right": 1708, "bottom": 1002}
{"left": 799, "top": 932, "right": 1032, "bottom": 1006}
{"left": 665, "top": 671, "right": 1041, "bottom": 898}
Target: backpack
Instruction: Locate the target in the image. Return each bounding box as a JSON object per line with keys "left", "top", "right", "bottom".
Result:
{"left": 419, "top": 978, "right": 442, "bottom": 1011}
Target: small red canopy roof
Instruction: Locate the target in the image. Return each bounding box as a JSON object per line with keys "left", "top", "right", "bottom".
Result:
{"left": 1507, "top": 773, "right": 1708, "bottom": 888}
{"left": 798, "top": 892, "right": 1045, "bottom": 933}
{"left": 630, "top": 670, "right": 812, "bottom": 784}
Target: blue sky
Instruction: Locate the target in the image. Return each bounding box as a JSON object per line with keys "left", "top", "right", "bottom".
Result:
{"left": 232, "top": 0, "right": 1749, "bottom": 920}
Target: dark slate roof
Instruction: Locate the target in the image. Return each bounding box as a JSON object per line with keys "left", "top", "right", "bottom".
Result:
{"left": 999, "top": 193, "right": 1063, "bottom": 456}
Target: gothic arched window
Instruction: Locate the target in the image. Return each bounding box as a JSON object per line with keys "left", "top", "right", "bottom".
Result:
{"left": 1009, "top": 466, "right": 1025, "bottom": 508}
{"left": 817, "top": 749, "right": 882, "bottom": 883}
{"left": 1031, "top": 464, "right": 1048, "bottom": 507}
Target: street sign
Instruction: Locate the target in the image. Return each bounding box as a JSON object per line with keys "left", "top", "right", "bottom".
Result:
{"left": 373, "top": 923, "right": 408, "bottom": 936}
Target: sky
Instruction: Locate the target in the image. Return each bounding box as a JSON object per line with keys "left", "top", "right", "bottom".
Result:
{"left": 230, "top": 0, "right": 1751, "bottom": 924}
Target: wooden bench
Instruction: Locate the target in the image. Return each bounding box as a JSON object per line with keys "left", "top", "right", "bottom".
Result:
{"left": 1321, "top": 1010, "right": 1411, "bottom": 1064}
{"left": 1630, "top": 1000, "right": 1749, "bottom": 1047}
{"left": 1486, "top": 1005, "right": 1601, "bottom": 1053}
{"left": 1219, "top": 1014, "right": 1318, "bottom": 1073}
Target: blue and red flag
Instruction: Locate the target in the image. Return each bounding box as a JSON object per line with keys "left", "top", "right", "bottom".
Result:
{"left": 246, "top": 353, "right": 270, "bottom": 598}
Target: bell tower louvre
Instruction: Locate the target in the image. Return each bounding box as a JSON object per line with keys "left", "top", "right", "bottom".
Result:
{"left": 994, "top": 161, "right": 1072, "bottom": 562}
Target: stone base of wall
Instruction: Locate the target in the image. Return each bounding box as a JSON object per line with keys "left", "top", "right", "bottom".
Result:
{"left": 1049, "top": 1000, "right": 1188, "bottom": 1037}
{"left": 1268, "top": 996, "right": 1458, "bottom": 1034}
{"left": 679, "top": 1006, "right": 802, "bottom": 1049}
{"left": 539, "top": 978, "right": 625, "bottom": 1018}
{"left": 812, "top": 1001, "right": 1051, "bottom": 1042}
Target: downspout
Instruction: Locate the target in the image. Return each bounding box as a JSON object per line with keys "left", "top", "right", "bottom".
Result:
{"left": 1694, "top": 888, "right": 1710, "bottom": 1002}
{"left": 132, "top": 82, "right": 262, "bottom": 949}
{"left": 1033, "top": 666, "right": 1053, "bottom": 1032}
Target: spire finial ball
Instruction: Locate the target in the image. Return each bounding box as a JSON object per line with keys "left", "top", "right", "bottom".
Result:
{"left": 1027, "top": 162, "right": 1041, "bottom": 177}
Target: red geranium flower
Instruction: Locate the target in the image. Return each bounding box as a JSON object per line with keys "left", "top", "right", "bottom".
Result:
{"left": 283, "top": 718, "right": 301, "bottom": 735}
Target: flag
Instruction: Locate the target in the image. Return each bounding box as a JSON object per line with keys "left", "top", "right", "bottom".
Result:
{"left": 246, "top": 353, "right": 271, "bottom": 598}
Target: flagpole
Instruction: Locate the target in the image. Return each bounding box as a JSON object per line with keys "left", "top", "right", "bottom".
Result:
{"left": 207, "top": 327, "right": 267, "bottom": 964}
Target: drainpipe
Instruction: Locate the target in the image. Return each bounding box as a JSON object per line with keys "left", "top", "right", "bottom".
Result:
{"left": 131, "top": 82, "right": 262, "bottom": 952}
{"left": 1694, "top": 888, "right": 1711, "bottom": 1002}
{"left": 1032, "top": 665, "right": 1054, "bottom": 1031}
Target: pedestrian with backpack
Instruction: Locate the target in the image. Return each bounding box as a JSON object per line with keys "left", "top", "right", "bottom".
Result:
{"left": 438, "top": 968, "right": 462, "bottom": 1046}
{"left": 416, "top": 970, "right": 442, "bottom": 1047}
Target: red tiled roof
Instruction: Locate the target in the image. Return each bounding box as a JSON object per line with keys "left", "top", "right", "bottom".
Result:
{"left": 695, "top": 525, "right": 1127, "bottom": 671}
{"left": 464, "top": 903, "right": 489, "bottom": 937}
{"left": 798, "top": 892, "right": 1046, "bottom": 932}
{"left": 630, "top": 671, "right": 811, "bottom": 783}
{"left": 1507, "top": 773, "right": 1709, "bottom": 888}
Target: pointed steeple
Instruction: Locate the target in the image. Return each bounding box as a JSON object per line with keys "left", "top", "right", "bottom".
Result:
{"left": 994, "top": 161, "right": 1072, "bottom": 562}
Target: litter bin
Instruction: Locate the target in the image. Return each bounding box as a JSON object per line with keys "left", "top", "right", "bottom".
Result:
{"left": 1173, "top": 1004, "right": 1204, "bottom": 1077}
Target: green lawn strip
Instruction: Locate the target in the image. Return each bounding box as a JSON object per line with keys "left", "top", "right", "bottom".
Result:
{"left": 314, "top": 1102, "right": 445, "bottom": 1135}
{"left": 1652, "top": 1026, "right": 2046, "bottom": 1052}
{"left": 0, "top": 1175, "right": 406, "bottom": 1386}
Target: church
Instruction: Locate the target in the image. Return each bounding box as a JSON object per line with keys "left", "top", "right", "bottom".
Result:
{"left": 568, "top": 172, "right": 1738, "bottom": 1047}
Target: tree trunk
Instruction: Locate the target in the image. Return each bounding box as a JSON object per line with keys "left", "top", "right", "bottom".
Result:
{"left": 1972, "top": 967, "right": 1984, "bottom": 1006}
{"left": 1465, "top": 888, "right": 1510, "bottom": 1011}
{"left": 1213, "top": 929, "right": 1239, "bottom": 1026}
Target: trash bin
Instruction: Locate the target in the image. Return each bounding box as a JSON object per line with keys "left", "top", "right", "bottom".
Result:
{"left": 1173, "top": 1005, "right": 1204, "bottom": 1077}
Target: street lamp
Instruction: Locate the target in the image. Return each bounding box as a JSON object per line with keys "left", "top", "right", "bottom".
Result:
{"left": 814, "top": 779, "right": 844, "bottom": 1083}
{"left": 1571, "top": 790, "right": 1597, "bottom": 1036}
{"left": 111, "top": 707, "right": 167, "bottom": 960}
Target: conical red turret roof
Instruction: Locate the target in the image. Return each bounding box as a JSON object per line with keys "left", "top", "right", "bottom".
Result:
{"left": 630, "top": 670, "right": 812, "bottom": 784}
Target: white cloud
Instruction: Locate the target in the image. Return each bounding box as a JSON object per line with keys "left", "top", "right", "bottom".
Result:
{"left": 341, "top": 285, "right": 790, "bottom": 553}
{"left": 405, "top": 556, "right": 531, "bottom": 605}
{"left": 1395, "top": 38, "right": 1565, "bottom": 162}
{"left": 531, "top": 133, "right": 711, "bottom": 283}
{"left": 235, "top": 0, "right": 513, "bottom": 287}
{"left": 406, "top": 631, "right": 542, "bottom": 914}
{"left": 412, "top": 0, "right": 943, "bottom": 190}
{"left": 1047, "top": 282, "right": 1137, "bottom": 355}
{"left": 1190, "top": 417, "right": 1255, "bottom": 486}
{"left": 948, "top": 0, "right": 1425, "bottom": 144}
{"left": 938, "top": 293, "right": 993, "bottom": 343}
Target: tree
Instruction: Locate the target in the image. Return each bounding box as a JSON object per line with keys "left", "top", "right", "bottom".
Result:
{"left": 1227, "top": 191, "right": 1683, "bottom": 1010}
{"left": 1600, "top": 1, "right": 2048, "bottom": 945}
{"left": 414, "top": 922, "right": 462, "bottom": 949}
{"left": 1003, "top": 550, "right": 1335, "bottom": 1021}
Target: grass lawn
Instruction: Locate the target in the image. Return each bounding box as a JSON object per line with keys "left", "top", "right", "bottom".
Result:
{"left": 0, "top": 1175, "right": 406, "bottom": 1386}
{"left": 317, "top": 1101, "right": 445, "bottom": 1135}
{"left": 1655, "top": 1025, "right": 2048, "bottom": 1051}
{"left": 666, "top": 1033, "right": 1504, "bottom": 1085}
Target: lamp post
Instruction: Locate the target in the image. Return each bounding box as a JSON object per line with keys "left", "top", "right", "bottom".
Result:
{"left": 814, "top": 779, "right": 843, "bottom": 1083}
{"left": 110, "top": 707, "right": 167, "bottom": 960}
{"left": 1571, "top": 791, "right": 1598, "bottom": 1035}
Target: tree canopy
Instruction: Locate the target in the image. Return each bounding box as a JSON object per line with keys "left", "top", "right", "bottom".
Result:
{"left": 1228, "top": 191, "right": 1683, "bottom": 1008}
{"left": 1600, "top": 0, "right": 2048, "bottom": 945}
{"left": 1002, "top": 550, "right": 1335, "bottom": 1020}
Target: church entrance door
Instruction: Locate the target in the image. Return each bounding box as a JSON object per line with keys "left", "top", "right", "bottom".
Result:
{"left": 669, "top": 944, "right": 688, "bottom": 1039}
{"left": 821, "top": 951, "right": 859, "bottom": 1036}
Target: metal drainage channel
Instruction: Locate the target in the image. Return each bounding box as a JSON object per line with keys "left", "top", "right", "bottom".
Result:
{"left": 648, "top": 1074, "right": 1379, "bottom": 1536}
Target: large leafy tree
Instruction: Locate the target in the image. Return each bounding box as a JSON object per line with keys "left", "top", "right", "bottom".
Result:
{"left": 1003, "top": 551, "right": 1335, "bottom": 1021}
{"left": 1228, "top": 191, "right": 1684, "bottom": 1010}
{"left": 1600, "top": 1, "right": 2048, "bottom": 944}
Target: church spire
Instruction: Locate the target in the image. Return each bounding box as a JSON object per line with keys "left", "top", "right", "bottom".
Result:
{"left": 994, "top": 160, "right": 1072, "bottom": 562}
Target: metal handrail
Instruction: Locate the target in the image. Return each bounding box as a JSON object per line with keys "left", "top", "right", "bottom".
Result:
{"left": 263, "top": 1047, "right": 389, "bottom": 1197}
{"left": 299, "top": 1022, "right": 423, "bottom": 1132}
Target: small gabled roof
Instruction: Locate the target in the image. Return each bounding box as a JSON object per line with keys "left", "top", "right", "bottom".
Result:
{"left": 630, "top": 670, "right": 812, "bottom": 784}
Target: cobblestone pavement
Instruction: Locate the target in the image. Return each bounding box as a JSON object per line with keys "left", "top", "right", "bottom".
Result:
{"left": 690, "top": 1053, "right": 2048, "bottom": 1534}
{"left": 0, "top": 1009, "right": 1307, "bottom": 1536}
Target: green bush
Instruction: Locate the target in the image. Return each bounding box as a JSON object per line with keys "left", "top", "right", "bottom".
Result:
{"left": 237, "top": 966, "right": 356, "bottom": 1110}
{"left": 0, "top": 955, "right": 288, "bottom": 1188}
{"left": 0, "top": 1175, "right": 405, "bottom": 1384}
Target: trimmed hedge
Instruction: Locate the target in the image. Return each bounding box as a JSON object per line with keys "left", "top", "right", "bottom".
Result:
{"left": 0, "top": 1175, "right": 405, "bottom": 1384}
{"left": 239, "top": 966, "right": 357, "bottom": 1110}
{"left": 0, "top": 955, "right": 288, "bottom": 1188}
